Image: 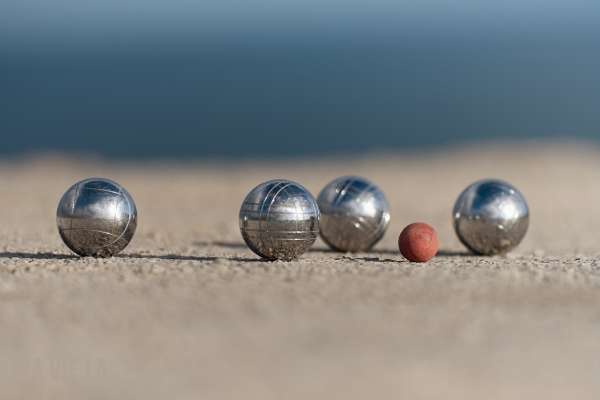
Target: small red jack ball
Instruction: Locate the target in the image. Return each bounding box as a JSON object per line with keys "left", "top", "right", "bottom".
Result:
{"left": 398, "top": 223, "right": 439, "bottom": 263}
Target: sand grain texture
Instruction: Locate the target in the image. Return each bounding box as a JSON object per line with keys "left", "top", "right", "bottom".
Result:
{"left": 1, "top": 144, "right": 600, "bottom": 399}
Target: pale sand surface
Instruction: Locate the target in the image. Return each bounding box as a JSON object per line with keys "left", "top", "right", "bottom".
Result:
{"left": 1, "top": 143, "right": 600, "bottom": 399}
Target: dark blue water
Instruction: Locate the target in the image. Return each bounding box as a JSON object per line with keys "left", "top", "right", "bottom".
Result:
{"left": 2, "top": 31, "right": 599, "bottom": 159}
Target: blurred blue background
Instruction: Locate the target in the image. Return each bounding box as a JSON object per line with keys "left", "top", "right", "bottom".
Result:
{"left": 1, "top": 0, "right": 599, "bottom": 158}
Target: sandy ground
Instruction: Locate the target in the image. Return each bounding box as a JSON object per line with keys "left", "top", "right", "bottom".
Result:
{"left": 2, "top": 143, "right": 600, "bottom": 399}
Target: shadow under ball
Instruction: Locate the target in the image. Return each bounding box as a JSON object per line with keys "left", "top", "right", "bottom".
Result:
{"left": 317, "top": 176, "right": 390, "bottom": 252}
{"left": 453, "top": 179, "right": 529, "bottom": 255}
{"left": 57, "top": 178, "right": 138, "bottom": 257}
{"left": 239, "top": 179, "right": 320, "bottom": 261}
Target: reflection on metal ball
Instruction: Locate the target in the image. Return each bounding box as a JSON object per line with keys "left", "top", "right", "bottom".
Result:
{"left": 453, "top": 179, "right": 529, "bottom": 255}
{"left": 317, "top": 176, "right": 390, "bottom": 252}
{"left": 57, "top": 178, "right": 138, "bottom": 257}
{"left": 239, "top": 179, "right": 320, "bottom": 261}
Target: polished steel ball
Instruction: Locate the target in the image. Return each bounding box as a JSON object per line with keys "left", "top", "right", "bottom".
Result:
{"left": 240, "top": 180, "right": 320, "bottom": 261}
{"left": 453, "top": 179, "right": 529, "bottom": 255}
{"left": 317, "top": 176, "right": 390, "bottom": 252}
{"left": 57, "top": 178, "right": 138, "bottom": 257}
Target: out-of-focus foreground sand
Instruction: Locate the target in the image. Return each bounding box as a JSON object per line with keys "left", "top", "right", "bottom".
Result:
{"left": 1, "top": 143, "right": 600, "bottom": 399}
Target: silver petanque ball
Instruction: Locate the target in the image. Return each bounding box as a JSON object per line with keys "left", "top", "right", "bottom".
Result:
{"left": 453, "top": 179, "right": 529, "bottom": 255}
{"left": 317, "top": 176, "right": 390, "bottom": 252}
{"left": 57, "top": 178, "right": 138, "bottom": 257}
{"left": 239, "top": 180, "right": 320, "bottom": 261}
